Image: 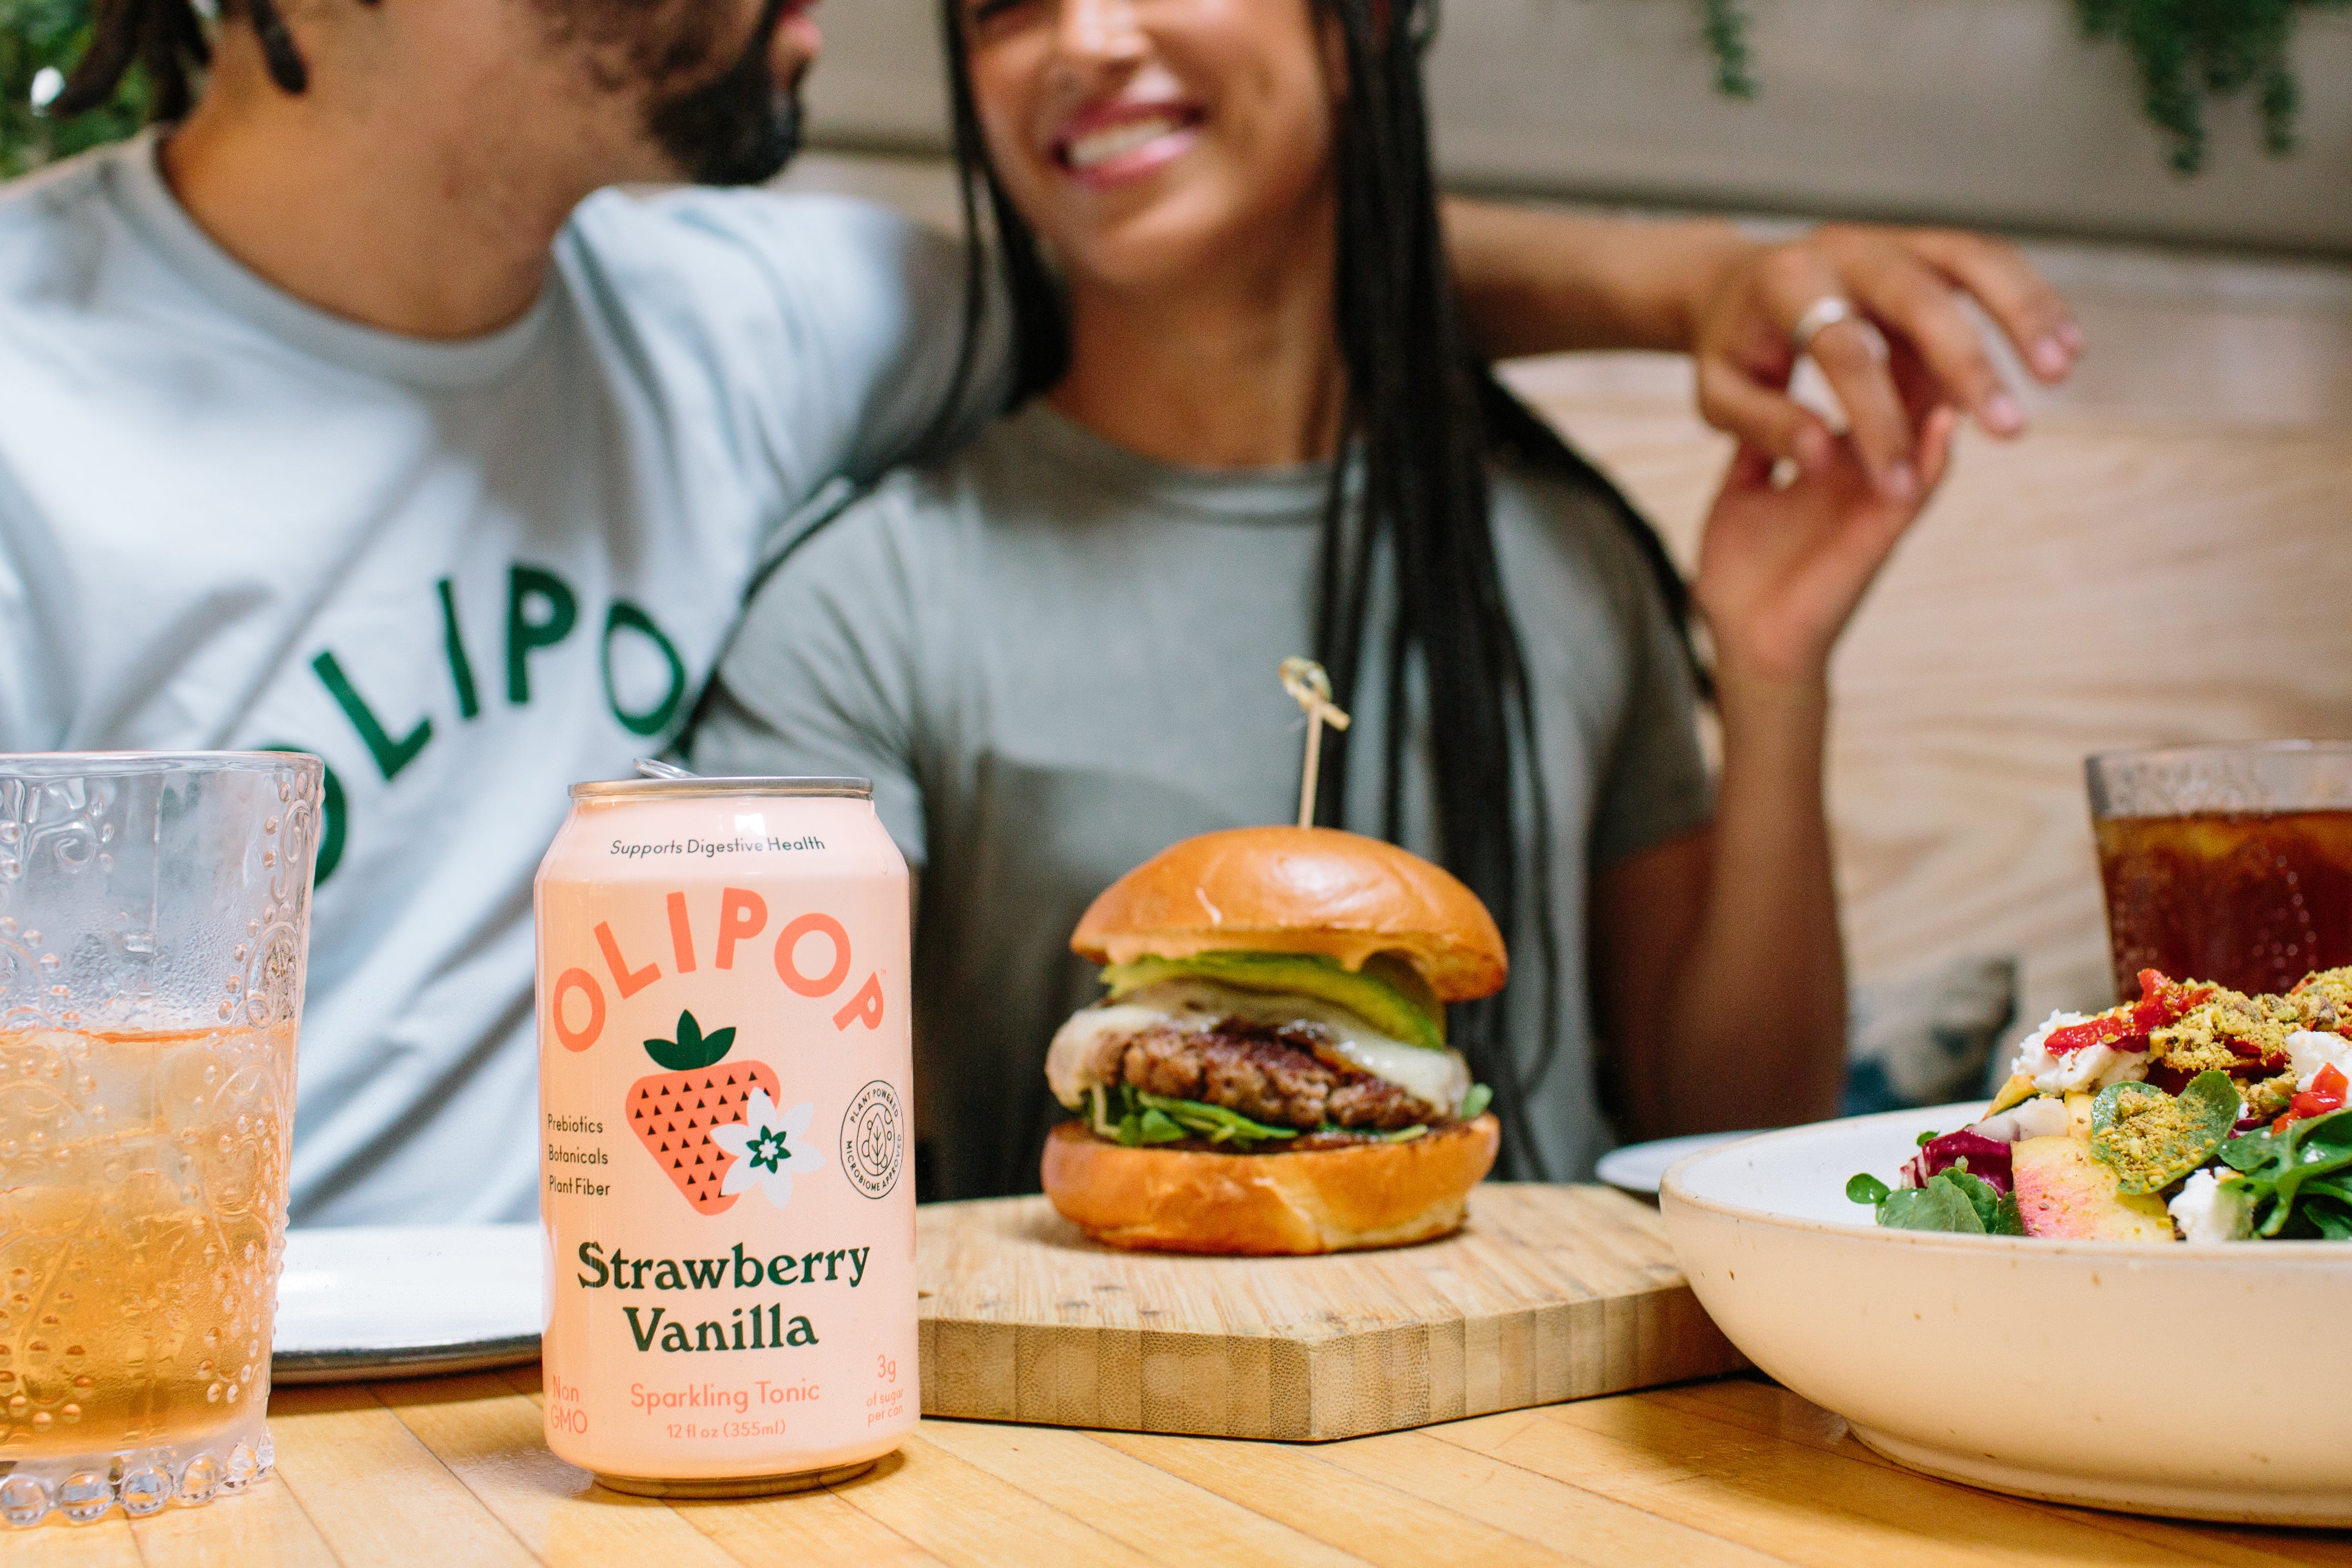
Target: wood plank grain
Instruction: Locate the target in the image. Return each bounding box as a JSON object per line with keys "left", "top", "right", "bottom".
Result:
{"left": 1544, "top": 1395, "right": 2232, "bottom": 1568}
{"left": 1651, "top": 1379, "right": 2352, "bottom": 1567}
{"left": 669, "top": 1482, "right": 949, "bottom": 1568}
{"left": 1435, "top": 1398, "right": 2243, "bottom": 1568}
{"left": 262, "top": 1383, "right": 537, "bottom": 1568}
{"left": 1091, "top": 1427, "right": 1603, "bottom": 1568}
{"left": 72, "top": 1370, "right": 2352, "bottom": 1565}
{"left": 372, "top": 1372, "right": 741, "bottom": 1568}
{"left": 1305, "top": 1426, "right": 1788, "bottom": 1567}
{"left": 921, "top": 1418, "right": 1371, "bottom": 1567}
{"left": 1641, "top": 1377, "right": 1887, "bottom": 1460}
{"left": 5, "top": 1515, "right": 143, "bottom": 1566}
{"left": 824, "top": 1430, "right": 1161, "bottom": 1567}
{"left": 919, "top": 1186, "right": 1742, "bottom": 1440}
{"left": 125, "top": 1470, "right": 339, "bottom": 1568}
{"left": 2045, "top": 1512, "right": 2352, "bottom": 1567}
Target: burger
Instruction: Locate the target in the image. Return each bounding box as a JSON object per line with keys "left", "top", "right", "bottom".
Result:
{"left": 1041, "top": 825, "right": 1505, "bottom": 1255}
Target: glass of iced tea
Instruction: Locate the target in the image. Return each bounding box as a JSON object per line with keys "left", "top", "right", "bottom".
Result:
{"left": 0, "top": 753, "right": 322, "bottom": 1528}
{"left": 2089, "top": 742, "right": 2352, "bottom": 1001}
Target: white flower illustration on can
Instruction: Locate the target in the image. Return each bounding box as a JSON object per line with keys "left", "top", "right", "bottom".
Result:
{"left": 710, "top": 1090, "right": 826, "bottom": 1209}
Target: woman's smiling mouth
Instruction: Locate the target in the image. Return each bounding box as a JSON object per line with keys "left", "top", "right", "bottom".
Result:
{"left": 1053, "top": 102, "right": 1204, "bottom": 185}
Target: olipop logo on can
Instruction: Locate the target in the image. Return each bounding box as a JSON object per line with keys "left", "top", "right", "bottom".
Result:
{"left": 535, "top": 775, "right": 914, "bottom": 1496}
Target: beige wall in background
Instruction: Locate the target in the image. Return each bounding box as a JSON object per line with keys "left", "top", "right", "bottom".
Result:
{"left": 799, "top": 0, "right": 2352, "bottom": 252}
{"left": 781, "top": 152, "right": 2352, "bottom": 1025}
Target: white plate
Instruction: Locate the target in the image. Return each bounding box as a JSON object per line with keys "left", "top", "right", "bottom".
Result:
{"left": 1661, "top": 1104, "right": 2352, "bottom": 1526}
{"left": 1593, "top": 1130, "right": 1751, "bottom": 1196}
{"left": 272, "top": 1224, "right": 543, "bottom": 1384}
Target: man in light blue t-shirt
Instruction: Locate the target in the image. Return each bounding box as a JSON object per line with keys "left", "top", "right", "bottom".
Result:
{"left": 0, "top": 2, "right": 1006, "bottom": 1225}
{"left": 0, "top": 1, "right": 2078, "bottom": 1224}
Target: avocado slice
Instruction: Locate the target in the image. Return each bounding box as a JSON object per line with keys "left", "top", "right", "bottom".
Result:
{"left": 1100, "top": 951, "right": 1446, "bottom": 1051}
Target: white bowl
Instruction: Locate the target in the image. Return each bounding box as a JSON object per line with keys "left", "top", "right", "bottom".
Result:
{"left": 1661, "top": 1102, "right": 2352, "bottom": 1525}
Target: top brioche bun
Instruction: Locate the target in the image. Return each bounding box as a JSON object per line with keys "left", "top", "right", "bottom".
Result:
{"left": 1069, "top": 826, "right": 1506, "bottom": 1002}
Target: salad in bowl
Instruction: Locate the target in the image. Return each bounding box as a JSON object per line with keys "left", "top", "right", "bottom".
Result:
{"left": 1661, "top": 965, "right": 2352, "bottom": 1522}
{"left": 1847, "top": 966, "right": 2352, "bottom": 1243}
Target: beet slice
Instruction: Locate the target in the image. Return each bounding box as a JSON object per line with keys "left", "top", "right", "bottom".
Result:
{"left": 1902, "top": 1128, "right": 2015, "bottom": 1195}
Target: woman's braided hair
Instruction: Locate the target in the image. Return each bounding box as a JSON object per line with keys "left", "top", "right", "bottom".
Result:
{"left": 55, "top": 0, "right": 378, "bottom": 119}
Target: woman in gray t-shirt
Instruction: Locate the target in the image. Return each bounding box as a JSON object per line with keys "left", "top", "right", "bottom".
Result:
{"left": 695, "top": 0, "right": 1956, "bottom": 1199}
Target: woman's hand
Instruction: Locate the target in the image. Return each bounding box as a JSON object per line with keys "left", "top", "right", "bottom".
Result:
{"left": 1693, "top": 226, "right": 2075, "bottom": 502}
{"left": 1695, "top": 403, "right": 1959, "bottom": 689}
{"left": 1442, "top": 203, "right": 2077, "bottom": 501}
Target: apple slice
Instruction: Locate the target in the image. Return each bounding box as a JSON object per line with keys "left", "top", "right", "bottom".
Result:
{"left": 2010, "top": 1136, "right": 2174, "bottom": 1241}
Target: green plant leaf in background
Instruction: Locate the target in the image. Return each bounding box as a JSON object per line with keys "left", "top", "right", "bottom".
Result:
{"left": 1697, "top": 0, "right": 2341, "bottom": 176}
{"left": 1701, "top": 0, "right": 1759, "bottom": 98}
{"left": 2074, "top": 0, "right": 2346, "bottom": 173}
{"left": 1, "top": 0, "right": 152, "bottom": 180}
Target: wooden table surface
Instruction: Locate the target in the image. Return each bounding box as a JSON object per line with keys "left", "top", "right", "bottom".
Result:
{"left": 19, "top": 1366, "right": 2351, "bottom": 1565}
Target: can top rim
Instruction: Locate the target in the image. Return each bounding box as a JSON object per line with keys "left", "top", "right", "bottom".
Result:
{"left": 569, "top": 775, "right": 874, "bottom": 802}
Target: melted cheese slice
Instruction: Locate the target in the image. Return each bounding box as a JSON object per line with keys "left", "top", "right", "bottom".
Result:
{"left": 1044, "top": 978, "right": 1470, "bottom": 1118}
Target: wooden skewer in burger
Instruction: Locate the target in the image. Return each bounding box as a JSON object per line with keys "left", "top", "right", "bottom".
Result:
{"left": 1041, "top": 660, "right": 1505, "bottom": 1255}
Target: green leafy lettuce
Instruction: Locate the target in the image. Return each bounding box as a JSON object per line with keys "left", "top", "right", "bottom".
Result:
{"left": 1847, "top": 1163, "right": 2026, "bottom": 1236}
{"left": 2217, "top": 1106, "right": 2352, "bottom": 1239}
{"left": 1089, "top": 1083, "right": 1295, "bottom": 1148}
{"left": 1083, "top": 1084, "right": 1441, "bottom": 1150}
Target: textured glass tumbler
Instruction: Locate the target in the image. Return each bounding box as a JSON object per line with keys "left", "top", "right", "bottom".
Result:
{"left": 2089, "top": 742, "right": 2352, "bottom": 1001}
{"left": 0, "top": 754, "right": 323, "bottom": 1527}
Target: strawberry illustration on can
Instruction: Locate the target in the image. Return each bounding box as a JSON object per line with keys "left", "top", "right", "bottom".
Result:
{"left": 536, "top": 772, "right": 913, "bottom": 1497}
{"left": 626, "top": 1009, "right": 783, "bottom": 1215}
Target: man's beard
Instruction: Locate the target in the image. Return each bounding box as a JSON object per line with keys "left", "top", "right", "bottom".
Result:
{"left": 646, "top": 0, "right": 803, "bottom": 186}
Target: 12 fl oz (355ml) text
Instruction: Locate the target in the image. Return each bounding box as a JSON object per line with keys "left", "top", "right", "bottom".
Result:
{"left": 668, "top": 1418, "right": 793, "bottom": 1440}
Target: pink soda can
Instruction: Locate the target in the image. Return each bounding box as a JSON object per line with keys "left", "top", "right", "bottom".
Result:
{"left": 536, "top": 771, "right": 914, "bottom": 1496}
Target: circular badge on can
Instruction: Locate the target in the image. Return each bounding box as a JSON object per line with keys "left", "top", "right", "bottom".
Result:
{"left": 840, "top": 1080, "right": 904, "bottom": 1199}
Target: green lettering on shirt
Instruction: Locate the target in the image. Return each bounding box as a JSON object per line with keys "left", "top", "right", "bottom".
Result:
{"left": 437, "top": 578, "right": 482, "bottom": 720}
{"left": 602, "top": 601, "right": 687, "bottom": 738}
{"left": 507, "top": 564, "right": 579, "bottom": 705}
{"left": 312, "top": 651, "right": 432, "bottom": 781}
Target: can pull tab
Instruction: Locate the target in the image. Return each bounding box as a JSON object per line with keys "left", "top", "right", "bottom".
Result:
{"left": 635, "top": 758, "right": 697, "bottom": 782}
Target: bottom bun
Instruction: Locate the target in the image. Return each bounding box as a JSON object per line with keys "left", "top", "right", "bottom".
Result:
{"left": 1040, "top": 1115, "right": 1502, "bottom": 1255}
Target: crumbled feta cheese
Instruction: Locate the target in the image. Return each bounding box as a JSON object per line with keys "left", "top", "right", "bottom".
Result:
{"left": 2009, "top": 1009, "right": 2151, "bottom": 1095}
{"left": 2167, "top": 1168, "right": 2253, "bottom": 1245}
{"left": 2284, "top": 1029, "right": 2352, "bottom": 1094}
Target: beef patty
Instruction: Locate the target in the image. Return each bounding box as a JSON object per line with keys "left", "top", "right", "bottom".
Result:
{"left": 1117, "top": 1020, "right": 1427, "bottom": 1131}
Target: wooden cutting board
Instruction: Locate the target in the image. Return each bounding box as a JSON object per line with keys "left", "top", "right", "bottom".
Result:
{"left": 916, "top": 1183, "right": 1745, "bottom": 1442}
